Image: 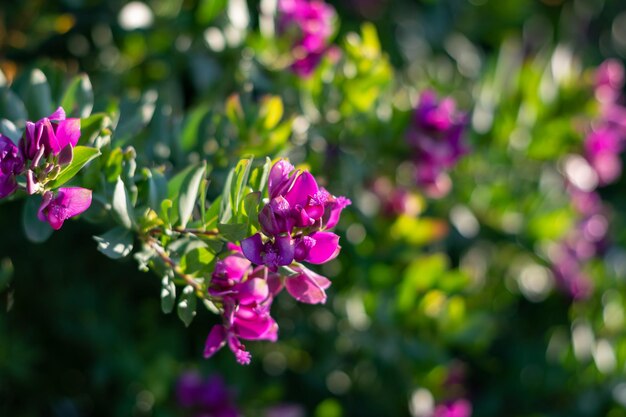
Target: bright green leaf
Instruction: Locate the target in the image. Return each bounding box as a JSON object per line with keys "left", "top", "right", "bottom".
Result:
{"left": 93, "top": 226, "right": 134, "bottom": 259}
{"left": 48, "top": 146, "right": 101, "bottom": 188}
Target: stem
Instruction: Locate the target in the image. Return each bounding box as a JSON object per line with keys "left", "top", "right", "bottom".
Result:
{"left": 144, "top": 236, "right": 202, "bottom": 292}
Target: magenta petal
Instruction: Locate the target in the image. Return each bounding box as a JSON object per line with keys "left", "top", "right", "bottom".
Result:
{"left": 285, "top": 266, "right": 331, "bottom": 304}
{"left": 54, "top": 118, "right": 81, "bottom": 150}
{"left": 219, "top": 253, "right": 251, "bottom": 282}
{"left": 268, "top": 160, "right": 295, "bottom": 198}
{"left": 241, "top": 233, "right": 265, "bottom": 265}
{"left": 40, "top": 119, "right": 61, "bottom": 156}
{"left": 226, "top": 334, "right": 252, "bottom": 365}
{"left": 284, "top": 171, "right": 319, "bottom": 207}
{"left": 56, "top": 187, "right": 92, "bottom": 218}
{"left": 37, "top": 191, "right": 54, "bottom": 222}
{"left": 324, "top": 196, "right": 351, "bottom": 229}
{"left": 48, "top": 107, "right": 66, "bottom": 121}
{"left": 305, "top": 231, "right": 340, "bottom": 264}
{"left": 203, "top": 325, "right": 227, "bottom": 358}
{"left": 234, "top": 311, "right": 275, "bottom": 340}
{"left": 235, "top": 278, "right": 269, "bottom": 304}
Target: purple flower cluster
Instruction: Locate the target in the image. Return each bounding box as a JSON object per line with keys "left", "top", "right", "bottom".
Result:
{"left": 205, "top": 161, "right": 349, "bottom": 364}
{"left": 241, "top": 160, "right": 350, "bottom": 272}
{"left": 585, "top": 59, "right": 626, "bottom": 185}
{"left": 0, "top": 107, "right": 92, "bottom": 229}
{"left": 277, "top": 0, "right": 335, "bottom": 77}
{"left": 406, "top": 90, "right": 468, "bottom": 198}
{"left": 176, "top": 371, "right": 239, "bottom": 417}
{"left": 549, "top": 188, "right": 608, "bottom": 300}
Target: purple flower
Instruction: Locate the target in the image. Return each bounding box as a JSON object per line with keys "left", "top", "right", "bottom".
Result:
{"left": 176, "top": 371, "right": 240, "bottom": 417}
{"left": 0, "top": 135, "right": 25, "bottom": 199}
{"left": 584, "top": 125, "right": 624, "bottom": 185}
{"left": 205, "top": 248, "right": 279, "bottom": 364}
{"left": 595, "top": 59, "right": 625, "bottom": 104}
{"left": 37, "top": 187, "right": 92, "bottom": 230}
{"left": 277, "top": 0, "right": 335, "bottom": 77}
{"left": 433, "top": 399, "right": 472, "bottom": 417}
{"left": 407, "top": 91, "right": 468, "bottom": 196}
{"left": 241, "top": 160, "right": 349, "bottom": 272}
{"left": 241, "top": 234, "right": 295, "bottom": 272}
{"left": 20, "top": 107, "right": 80, "bottom": 161}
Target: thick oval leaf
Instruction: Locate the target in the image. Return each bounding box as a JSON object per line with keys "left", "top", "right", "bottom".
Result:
{"left": 93, "top": 226, "right": 134, "bottom": 259}
{"left": 112, "top": 177, "right": 136, "bottom": 229}
{"left": 24, "top": 69, "right": 53, "bottom": 120}
{"left": 177, "top": 285, "right": 197, "bottom": 327}
{"left": 61, "top": 74, "right": 94, "bottom": 118}
{"left": 22, "top": 197, "right": 53, "bottom": 243}
{"left": 0, "top": 87, "right": 27, "bottom": 125}
{"left": 48, "top": 146, "right": 100, "bottom": 188}
{"left": 161, "top": 274, "right": 176, "bottom": 314}
{"left": 177, "top": 163, "right": 206, "bottom": 229}
{"left": 0, "top": 119, "right": 21, "bottom": 144}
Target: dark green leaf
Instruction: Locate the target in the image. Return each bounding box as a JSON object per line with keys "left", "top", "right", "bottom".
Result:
{"left": 112, "top": 177, "right": 136, "bottom": 229}
{"left": 61, "top": 74, "right": 94, "bottom": 118}
{"left": 161, "top": 273, "right": 176, "bottom": 314}
{"left": 177, "top": 285, "right": 197, "bottom": 327}
{"left": 93, "top": 226, "right": 134, "bottom": 259}
{"left": 196, "top": 0, "right": 228, "bottom": 24}
{"left": 218, "top": 222, "right": 248, "bottom": 242}
{"left": 178, "top": 162, "right": 206, "bottom": 228}
{"left": 22, "top": 197, "right": 53, "bottom": 243}
{"left": 23, "top": 69, "right": 53, "bottom": 120}
{"left": 0, "top": 119, "right": 21, "bottom": 144}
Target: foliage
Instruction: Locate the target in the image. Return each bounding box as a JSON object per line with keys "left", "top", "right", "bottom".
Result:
{"left": 2, "top": 1, "right": 626, "bottom": 417}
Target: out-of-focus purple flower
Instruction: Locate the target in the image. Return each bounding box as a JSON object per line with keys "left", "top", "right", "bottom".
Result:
{"left": 264, "top": 404, "right": 305, "bottom": 417}
{"left": 433, "top": 399, "right": 472, "bottom": 417}
{"left": 20, "top": 107, "right": 80, "bottom": 161}
{"left": 407, "top": 90, "right": 468, "bottom": 197}
{"left": 584, "top": 125, "right": 624, "bottom": 185}
{"left": 37, "top": 187, "right": 92, "bottom": 230}
{"left": 176, "top": 371, "right": 240, "bottom": 417}
{"left": 595, "top": 59, "right": 625, "bottom": 104}
{"left": 277, "top": 0, "right": 335, "bottom": 77}
{"left": 0, "top": 134, "right": 25, "bottom": 199}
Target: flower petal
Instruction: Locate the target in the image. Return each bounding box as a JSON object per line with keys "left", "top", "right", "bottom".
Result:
{"left": 57, "top": 187, "right": 92, "bottom": 218}
{"left": 305, "top": 231, "right": 340, "bottom": 264}
{"left": 203, "top": 325, "right": 227, "bottom": 358}
{"left": 48, "top": 107, "right": 66, "bottom": 121}
{"left": 285, "top": 266, "right": 331, "bottom": 304}
{"left": 268, "top": 159, "right": 295, "bottom": 198}
{"left": 284, "top": 171, "right": 318, "bottom": 207}
{"left": 241, "top": 233, "right": 265, "bottom": 265}
{"left": 54, "top": 118, "right": 81, "bottom": 150}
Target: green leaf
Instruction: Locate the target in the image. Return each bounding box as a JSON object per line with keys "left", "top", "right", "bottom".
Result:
{"left": 178, "top": 162, "right": 207, "bottom": 228}
{"left": 180, "top": 105, "right": 210, "bottom": 151}
{"left": 177, "top": 285, "right": 197, "bottom": 327}
{"left": 196, "top": 0, "right": 228, "bottom": 24}
{"left": 23, "top": 69, "right": 53, "bottom": 120}
{"left": 160, "top": 199, "right": 173, "bottom": 225}
{"left": 48, "top": 146, "right": 101, "bottom": 188}
{"left": 61, "top": 74, "right": 94, "bottom": 118}
{"left": 161, "top": 274, "right": 176, "bottom": 314}
{"left": 180, "top": 247, "right": 216, "bottom": 275}
{"left": 230, "top": 157, "right": 253, "bottom": 218}
{"left": 112, "top": 177, "right": 136, "bottom": 229}
{"left": 217, "top": 222, "right": 248, "bottom": 242}
{"left": 147, "top": 169, "right": 168, "bottom": 212}
{"left": 204, "top": 196, "right": 221, "bottom": 229}
{"left": 0, "top": 119, "right": 21, "bottom": 144}
{"left": 22, "top": 197, "right": 54, "bottom": 243}
{"left": 93, "top": 226, "right": 134, "bottom": 259}
{"left": 0, "top": 87, "right": 27, "bottom": 126}
{"left": 77, "top": 113, "right": 109, "bottom": 147}
{"left": 260, "top": 96, "right": 284, "bottom": 130}
{"left": 112, "top": 90, "right": 158, "bottom": 146}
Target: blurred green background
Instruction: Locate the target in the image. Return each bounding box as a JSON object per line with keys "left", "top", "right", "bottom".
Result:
{"left": 2, "top": 1, "right": 626, "bottom": 416}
